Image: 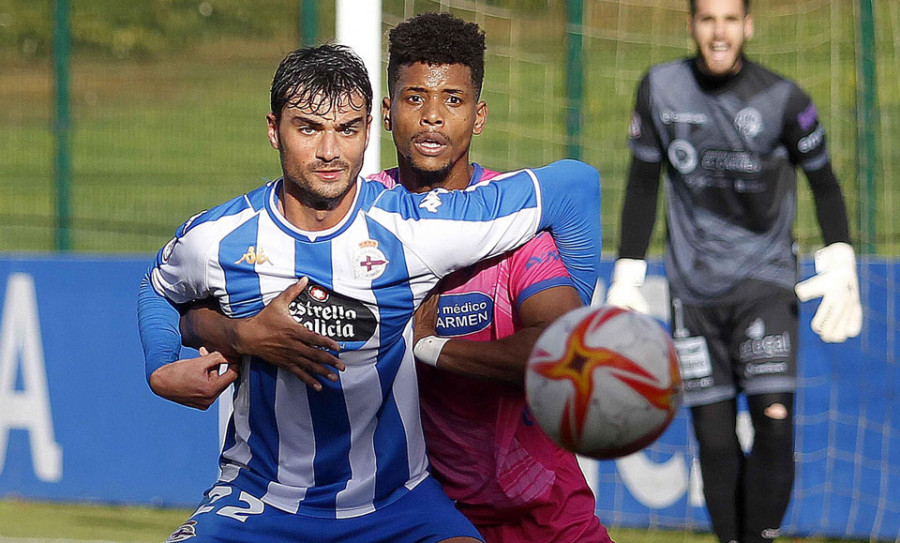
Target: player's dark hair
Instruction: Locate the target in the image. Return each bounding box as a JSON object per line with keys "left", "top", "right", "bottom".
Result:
{"left": 387, "top": 12, "right": 486, "bottom": 99}
{"left": 689, "top": 0, "right": 750, "bottom": 15}
{"left": 270, "top": 44, "right": 373, "bottom": 122}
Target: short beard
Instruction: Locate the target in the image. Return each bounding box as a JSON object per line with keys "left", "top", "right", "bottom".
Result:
{"left": 283, "top": 172, "right": 351, "bottom": 211}
{"left": 408, "top": 162, "right": 452, "bottom": 191}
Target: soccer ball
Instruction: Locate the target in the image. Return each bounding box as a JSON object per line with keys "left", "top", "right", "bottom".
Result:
{"left": 525, "top": 305, "right": 682, "bottom": 459}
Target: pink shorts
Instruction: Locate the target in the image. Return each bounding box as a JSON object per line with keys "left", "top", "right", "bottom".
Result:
{"left": 466, "top": 452, "right": 614, "bottom": 543}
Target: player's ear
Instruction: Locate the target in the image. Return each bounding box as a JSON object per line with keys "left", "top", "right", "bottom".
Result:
{"left": 382, "top": 97, "right": 392, "bottom": 131}
{"left": 266, "top": 113, "right": 281, "bottom": 150}
{"left": 744, "top": 13, "right": 754, "bottom": 39}
{"left": 473, "top": 100, "right": 487, "bottom": 136}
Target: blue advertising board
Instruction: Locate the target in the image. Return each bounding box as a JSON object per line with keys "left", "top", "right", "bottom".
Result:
{"left": 0, "top": 256, "right": 219, "bottom": 507}
{"left": 0, "top": 256, "right": 897, "bottom": 539}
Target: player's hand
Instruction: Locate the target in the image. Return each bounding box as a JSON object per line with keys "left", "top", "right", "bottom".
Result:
{"left": 795, "top": 242, "right": 863, "bottom": 343}
{"left": 149, "top": 347, "right": 239, "bottom": 410}
{"left": 606, "top": 258, "right": 650, "bottom": 314}
{"left": 233, "top": 278, "right": 345, "bottom": 392}
{"left": 413, "top": 290, "right": 440, "bottom": 343}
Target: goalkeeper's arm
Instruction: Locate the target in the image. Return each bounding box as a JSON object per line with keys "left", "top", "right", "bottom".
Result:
{"left": 794, "top": 163, "right": 862, "bottom": 343}
{"left": 606, "top": 157, "right": 661, "bottom": 313}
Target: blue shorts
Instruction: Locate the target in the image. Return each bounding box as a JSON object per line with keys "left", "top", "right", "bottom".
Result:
{"left": 165, "top": 476, "right": 484, "bottom": 543}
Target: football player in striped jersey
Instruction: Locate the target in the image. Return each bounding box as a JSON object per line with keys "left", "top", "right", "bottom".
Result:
{"left": 139, "top": 42, "right": 602, "bottom": 543}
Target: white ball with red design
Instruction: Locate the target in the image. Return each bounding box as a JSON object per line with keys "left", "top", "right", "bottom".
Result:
{"left": 525, "top": 305, "right": 682, "bottom": 459}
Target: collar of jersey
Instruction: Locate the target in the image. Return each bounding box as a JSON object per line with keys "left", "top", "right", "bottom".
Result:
{"left": 467, "top": 163, "right": 484, "bottom": 187}
{"left": 264, "top": 177, "right": 364, "bottom": 242}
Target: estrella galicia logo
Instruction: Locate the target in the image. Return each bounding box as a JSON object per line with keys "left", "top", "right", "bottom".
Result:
{"left": 289, "top": 282, "right": 377, "bottom": 343}
{"left": 435, "top": 292, "right": 494, "bottom": 337}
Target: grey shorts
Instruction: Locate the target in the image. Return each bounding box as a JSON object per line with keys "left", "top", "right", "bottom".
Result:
{"left": 669, "top": 280, "right": 798, "bottom": 407}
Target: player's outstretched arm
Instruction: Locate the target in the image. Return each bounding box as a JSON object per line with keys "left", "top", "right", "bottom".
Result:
{"left": 374, "top": 160, "right": 600, "bottom": 304}
{"left": 414, "top": 285, "right": 582, "bottom": 385}
{"left": 606, "top": 157, "right": 662, "bottom": 314}
{"left": 794, "top": 163, "right": 862, "bottom": 343}
{"left": 149, "top": 347, "right": 238, "bottom": 410}
{"left": 532, "top": 160, "right": 603, "bottom": 304}
{"left": 181, "top": 278, "right": 346, "bottom": 392}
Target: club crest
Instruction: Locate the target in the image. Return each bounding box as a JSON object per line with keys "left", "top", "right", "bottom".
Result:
{"left": 353, "top": 240, "right": 389, "bottom": 280}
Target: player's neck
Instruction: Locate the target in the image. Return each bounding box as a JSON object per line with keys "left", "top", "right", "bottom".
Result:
{"left": 279, "top": 181, "right": 358, "bottom": 231}
{"left": 692, "top": 54, "right": 747, "bottom": 92}
{"left": 396, "top": 158, "right": 474, "bottom": 193}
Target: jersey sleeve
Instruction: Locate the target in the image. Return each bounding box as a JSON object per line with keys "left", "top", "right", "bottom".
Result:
{"left": 532, "top": 160, "right": 602, "bottom": 304}
{"left": 781, "top": 85, "right": 830, "bottom": 172}
{"left": 137, "top": 269, "right": 185, "bottom": 382}
{"left": 138, "top": 213, "right": 216, "bottom": 381}
{"left": 628, "top": 74, "right": 664, "bottom": 164}
{"left": 368, "top": 159, "right": 601, "bottom": 304}
{"left": 149, "top": 215, "right": 215, "bottom": 305}
{"left": 508, "top": 232, "right": 575, "bottom": 311}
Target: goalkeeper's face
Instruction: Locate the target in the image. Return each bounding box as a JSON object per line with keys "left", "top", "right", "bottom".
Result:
{"left": 690, "top": 0, "right": 754, "bottom": 77}
{"left": 385, "top": 62, "right": 487, "bottom": 187}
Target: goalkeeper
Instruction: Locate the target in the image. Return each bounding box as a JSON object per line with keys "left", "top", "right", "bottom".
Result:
{"left": 606, "top": 0, "right": 862, "bottom": 542}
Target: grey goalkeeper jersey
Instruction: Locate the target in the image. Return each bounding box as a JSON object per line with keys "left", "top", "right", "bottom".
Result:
{"left": 629, "top": 58, "right": 831, "bottom": 304}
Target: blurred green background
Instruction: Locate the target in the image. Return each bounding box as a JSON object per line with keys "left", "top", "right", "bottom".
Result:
{"left": 2, "top": 0, "right": 897, "bottom": 255}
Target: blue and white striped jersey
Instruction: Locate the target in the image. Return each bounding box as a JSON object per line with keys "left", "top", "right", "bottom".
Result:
{"left": 145, "top": 159, "right": 601, "bottom": 519}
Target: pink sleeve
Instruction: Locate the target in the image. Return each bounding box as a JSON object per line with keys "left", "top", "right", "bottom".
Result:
{"left": 508, "top": 231, "right": 575, "bottom": 309}
{"left": 367, "top": 169, "right": 399, "bottom": 188}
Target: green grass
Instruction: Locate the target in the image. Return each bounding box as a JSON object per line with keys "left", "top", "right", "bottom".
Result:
{"left": 0, "top": 499, "right": 863, "bottom": 543}
{"left": 0, "top": 499, "right": 191, "bottom": 542}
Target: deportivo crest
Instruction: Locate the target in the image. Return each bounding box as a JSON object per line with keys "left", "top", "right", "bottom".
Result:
{"left": 734, "top": 107, "right": 763, "bottom": 139}
{"left": 165, "top": 520, "right": 197, "bottom": 542}
{"left": 353, "top": 240, "right": 389, "bottom": 280}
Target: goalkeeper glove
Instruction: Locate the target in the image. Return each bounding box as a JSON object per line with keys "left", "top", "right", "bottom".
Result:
{"left": 606, "top": 258, "right": 650, "bottom": 314}
{"left": 794, "top": 242, "right": 863, "bottom": 343}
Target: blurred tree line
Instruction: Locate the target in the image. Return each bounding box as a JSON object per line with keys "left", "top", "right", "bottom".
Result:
{"left": 0, "top": 0, "right": 337, "bottom": 61}
{"left": 0, "top": 0, "right": 558, "bottom": 62}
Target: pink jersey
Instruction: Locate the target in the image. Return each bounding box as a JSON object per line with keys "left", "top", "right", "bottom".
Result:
{"left": 371, "top": 166, "right": 611, "bottom": 542}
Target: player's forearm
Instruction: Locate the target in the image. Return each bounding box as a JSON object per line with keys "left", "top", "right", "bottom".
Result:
{"left": 181, "top": 305, "right": 243, "bottom": 359}
{"left": 138, "top": 270, "right": 185, "bottom": 383}
{"left": 430, "top": 328, "right": 542, "bottom": 386}
{"left": 618, "top": 158, "right": 662, "bottom": 259}
{"left": 806, "top": 163, "right": 851, "bottom": 245}
{"left": 533, "top": 159, "right": 602, "bottom": 303}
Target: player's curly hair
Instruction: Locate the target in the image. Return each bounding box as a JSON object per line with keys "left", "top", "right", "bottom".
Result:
{"left": 689, "top": 0, "right": 749, "bottom": 15}
{"left": 270, "top": 44, "right": 373, "bottom": 122}
{"left": 387, "top": 12, "right": 486, "bottom": 99}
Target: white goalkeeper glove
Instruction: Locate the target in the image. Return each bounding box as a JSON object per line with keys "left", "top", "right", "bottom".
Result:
{"left": 606, "top": 258, "right": 650, "bottom": 314}
{"left": 794, "top": 242, "right": 863, "bottom": 343}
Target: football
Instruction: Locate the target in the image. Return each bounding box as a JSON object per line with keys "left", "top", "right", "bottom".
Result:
{"left": 525, "top": 305, "right": 682, "bottom": 459}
